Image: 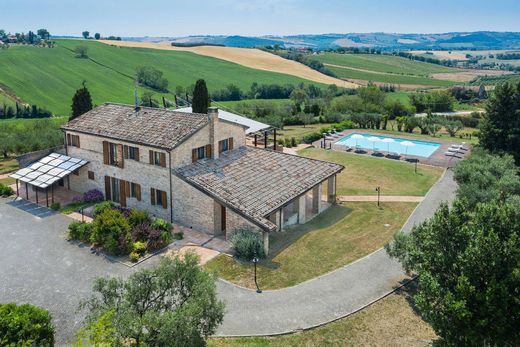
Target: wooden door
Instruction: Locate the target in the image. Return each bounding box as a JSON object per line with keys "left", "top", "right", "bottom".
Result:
{"left": 221, "top": 206, "right": 226, "bottom": 233}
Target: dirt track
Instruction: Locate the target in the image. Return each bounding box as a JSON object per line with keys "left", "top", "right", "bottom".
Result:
{"left": 99, "top": 40, "right": 359, "bottom": 88}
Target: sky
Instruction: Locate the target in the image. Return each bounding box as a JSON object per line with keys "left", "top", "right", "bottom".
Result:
{"left": 1, "top": 0, "right": 520, "bottom": 37}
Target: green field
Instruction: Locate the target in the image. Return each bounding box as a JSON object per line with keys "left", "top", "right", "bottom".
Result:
{"left": 314, "top": 53, "right": 458, "bottom": 86}
{"left": 0, "top": 40, "right": 324, "bottom": 116}
{"left": 0, "top": 91, "right": 16, "bottom": 108}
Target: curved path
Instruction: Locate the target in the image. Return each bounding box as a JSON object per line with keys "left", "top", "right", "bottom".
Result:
{"left": 215, "top": 169, "right": 457, "bottom": 336}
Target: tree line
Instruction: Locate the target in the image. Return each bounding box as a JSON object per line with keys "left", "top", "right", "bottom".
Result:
{"left": 0, "top": 28, "right": 53, "bottom": 47}
{"left": 0, "top": 103, "right": 52, "bottom": 119}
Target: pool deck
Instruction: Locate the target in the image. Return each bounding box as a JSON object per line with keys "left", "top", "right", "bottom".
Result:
{"left": 313, "top": 129, "right": 471, "bottom": 168}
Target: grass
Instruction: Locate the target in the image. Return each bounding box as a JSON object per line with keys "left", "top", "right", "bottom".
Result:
{"left": 0, "top": 90, "right": 16, "bottom": 107}
{"left": 299, "top": 148, "right": 444, "bottom": 196}
{"left": 0, "top": 40, "right": 324, "bottom": 116}
{"left": 205, "top": 202, "right": 417, "bottom": 289}
{"left": 0, "top": 177, "right": 15, "bottom": 186}
{"left": 314, "top": 53, "right": 458, "bottom": 86}
{"left": 277, "top": 123, "right": 329, "bottom": 141}
{"left": 59, "top": 201, "right": 95, "bottom": 215}
{"left": 0, "top": 158, "right": 18, "bottom": 174}
{"left": 316, "top": 53, "right": 456, "bottom": 75}
{"left": 209, "top": 283, "right": 436, "bottom": 347}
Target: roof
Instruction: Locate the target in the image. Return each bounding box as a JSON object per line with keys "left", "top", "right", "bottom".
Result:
{"left": 10, "top": 153, "right": 88, "bottom": 189}
{"left": 175, "top": 147, "right": 344, "bottom": 231}
{"left": 62, "top": 103, "right": 210, "bottom": 150}
{"left": 176, "top": 107, "right": 271, "bottom": 134}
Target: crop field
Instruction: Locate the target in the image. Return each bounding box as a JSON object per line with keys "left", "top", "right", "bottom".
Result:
{"left": 0, "top": 91, "right": 16, "bottom": 107}
{"left": 313, "top": 53, "right": 458, "bottom": 87}
{"left": 0, "top": 40, "right": 328, "bottom": 116}
{"left": 99, "top": 40, "right": 359, "bottom": 88}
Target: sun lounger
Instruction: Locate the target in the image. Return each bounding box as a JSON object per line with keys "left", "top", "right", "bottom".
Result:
{"left": 444, "top": 151, "right": 460, "bottom": 157}
{"left": 450, "top": 144, "right": 467, "bottom": 151}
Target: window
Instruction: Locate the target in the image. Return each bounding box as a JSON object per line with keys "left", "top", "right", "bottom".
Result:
{"left": 123, "top": 145, "right": 140, "bottom": 161}
{"left": 88, "top": 171, "right": 95, "bottom": 180}
{"left": 103, "top": 141, "right": 124, "bottom": 168}
{"left": 67, "top": 134, "right": 80, "bottom": 148}
{"left": 218, "top": 137, "right": 234, "bottom": 153}
{"left": 109, "top": 143, "right": 118, "bottom": 166}
{"left": 150, "top": 188, "right": 167, "bottom": 209}
{"left": 130, "top": 182, "right": 141, "bottom": 201}
{"left": 110, "top": 177, "right": 120, "bottom": 203}
{"left": 149, "top": 150, "right": 166, "bottom": 167}
{"left": 129, "top": 146, "right": 139, "bottom": 160}
{"left": 192, "top": 144, "right": 212, "bottom": 162}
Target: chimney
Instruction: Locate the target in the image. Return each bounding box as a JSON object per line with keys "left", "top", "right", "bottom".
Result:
{"left": 208, "top": 107, "right": 219, "bottom": 159}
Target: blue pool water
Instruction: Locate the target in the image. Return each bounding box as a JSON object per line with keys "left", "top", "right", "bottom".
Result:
{"left": 335, "top": 133, "right": 441, "bottom": 158}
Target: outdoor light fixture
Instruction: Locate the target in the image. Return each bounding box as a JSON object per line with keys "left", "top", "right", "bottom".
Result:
{"left": 252, "top": 252, "right": 262, "bottom": 293}
{"left": 375, "top": 186, "right": 381, "bottom": 207}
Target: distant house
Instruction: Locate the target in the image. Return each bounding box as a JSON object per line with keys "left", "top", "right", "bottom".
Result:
{"left": 13, "top": 103, "right": 343, "bottom": 254}
{"left": 7, "top": 34, "right": 17, "bottom": 43}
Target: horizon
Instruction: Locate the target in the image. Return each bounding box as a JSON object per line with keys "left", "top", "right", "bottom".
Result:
{"left": 1, "top": 0, "right": 520, "bottom": 37}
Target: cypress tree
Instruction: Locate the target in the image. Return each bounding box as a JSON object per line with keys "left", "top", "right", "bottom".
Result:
{"left": 192, "top": 79, "right": 210, "bottom": 114}
{"left": 70, "top": 81, "right": 93, "bottom": 120}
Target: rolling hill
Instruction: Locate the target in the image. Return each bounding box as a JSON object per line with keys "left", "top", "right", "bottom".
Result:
{"left": 0, "top": 39, "right": 335, "bottom": 115}
{"left": 312, "top": 53, "right": 465, "bottom": 87}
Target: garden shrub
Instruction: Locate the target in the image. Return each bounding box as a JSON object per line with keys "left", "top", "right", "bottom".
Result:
{"left": 50, "top": 202, "right": 61, "bottom": 211}
{"left": 90, "top": 208, "right": 131, "bottom": 255}
{"left": 131, "top": 222, "right": 154, "bottom": 242}
{"left": 132, "top": 241, "right": 147, "bottom": 255}
{"left": 83, "top": 189, "right": 104, "bottom": 203}
{"left": 0, "top": 183, "right": 13, "bottom": 197}
{"left": 172, "top": 231, "right": 183, "bottom": 240}
{"left": 68, "top": 221, "right": 94, "bottom": 242}
{"left": 128, "top": 209, "right": 151, "bottom": 228}
{"left": 291, "top": 137, "right": 297, "bottom": 147}
{"left": 92, "top": 201, "right": 114, "bottom": 217}
{"left": 230, "top": 228, "right": 265, "bottom": 261}
{"left": 151, "top": 218, "right": 171, "bottom": 233}
{"left": 129, "top": 251, "right": 140, "bottom": 263}
{"left": 0, "top": 303, "right": 55, "bottom": 346}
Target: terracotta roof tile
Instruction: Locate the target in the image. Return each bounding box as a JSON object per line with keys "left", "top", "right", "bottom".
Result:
{"left": 175, "top": 147, "right": 344, "bottom": 231}
{"left": 61, "top": 103, "right": 209, "bottom": 150}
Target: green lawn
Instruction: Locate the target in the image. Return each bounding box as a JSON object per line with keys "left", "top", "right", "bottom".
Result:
{"left": 299, "top": 148, "right": 444, "bottom": 196}
{"left": 59, "top": 201, "right": 95, "bottom": 215}
{"left": 0, "top": 177, "right": 15, "bottom": 186}
{"left": 205, "top": 202, "right": 417, "bottom": 289}
{"left": 0, "top": 91, "right": 16, "bottom": 108}
{"left": 0, "top": 158, "right": 18, "bottom": 174}
{"left": 0, "top": 40, "right": 324, "bottom": 116}
{"left": 277, "top": 123, "right": 329, "bottom": 141}
{"left": 209, "top": 284, "right": 435, "bottom": 347}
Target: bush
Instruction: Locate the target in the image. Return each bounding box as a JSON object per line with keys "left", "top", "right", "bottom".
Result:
{"left": 129, "top": 251, "right": 140, "bottom": 263}
{"left": 83, "top": 189, "right": 104, "bottom": 203}
{"left": 128, "top": 209, "right": 152, "bottom": 228}
{"left": 172, "top": 231, "right": 183, "bottom": 240}
{"left": 90, "top": 208, "right": 131, "bottom": 255}
{"left": 0, "top": 183, "right": 13, "bottom": 197}
{"left": 50, "top": 202, "right": 60, "bottom": 211}
{"left": 92, "top": 201, "right": 115, "bottom": 217}
{"left": 230, "top": 228, "right": 265, "bottom": 261}
{"left": 131, "top": 222, "right": 154, "bottom": 242}
{"left": 0, "top": 303, "right": 55, "bottom": 346}
{"left": 68, "top": 221, "right": 94, "bottom": 242}
{"left": 133, "top": 241, "right": 147, "bottom": 255}
{"left": 151, "top": 218, "right": 172, "bottom": 233}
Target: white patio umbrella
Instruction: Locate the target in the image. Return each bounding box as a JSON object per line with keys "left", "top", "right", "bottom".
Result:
{"left": 400, "top": 140, "right": 415, "bottom": 156}
{"left": 381, "top": 138, "right": 395, "bottom": 153}
{"left": 350, "top": 134, "right": 364, "bottom": 148}
{"left": 367, "top": 136, "right": 381, "bottom": 150}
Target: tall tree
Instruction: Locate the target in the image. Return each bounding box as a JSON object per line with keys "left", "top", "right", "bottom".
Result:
{"left": 75, "top": 254, "right": 225, "bottom": 346}
{"left": 37, "top": 28, "right": 50, "bottom": 40}
{"left": 479, "top": 81, "right": 520, "bottom": 163}
{"left": 70, "top": 81, "right": 93, "bottom": 120}
{"left": 192, "top": 79, "right": 210, "bottom": 114}
{"left": 82, "top": 31, "right": 89, "bottom": 39}
{"left": 386, "top": 199, "right": 520, "bottom": 346}
{"left": 94, "top": 33, "right": 101, "bottom": 40}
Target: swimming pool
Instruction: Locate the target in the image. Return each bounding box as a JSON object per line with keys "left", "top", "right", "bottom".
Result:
{"left": 335, "top": 133, "right": 441, "bottom": 158}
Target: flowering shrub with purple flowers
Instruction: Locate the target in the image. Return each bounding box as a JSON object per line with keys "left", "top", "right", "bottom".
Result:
{"left": 83, "top": 189, "right": 104, "bottom": 203}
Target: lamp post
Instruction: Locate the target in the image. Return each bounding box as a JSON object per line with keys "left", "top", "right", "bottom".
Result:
{"left": 375, "top": 186, "right": 381, "bottom": 207}
{"left": 252, "top": 252, "right": 262, "bottom": 294}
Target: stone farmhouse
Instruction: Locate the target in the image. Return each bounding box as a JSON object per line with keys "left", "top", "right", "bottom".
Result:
{"left": 58, "top": 103, "right": 343, "bottom": 253}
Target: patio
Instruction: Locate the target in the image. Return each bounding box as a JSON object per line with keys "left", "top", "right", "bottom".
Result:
{"left": 314, "top": 129, "right": 471, "bottom": 168}
{"left": 12, "top": 182, "right": 82, "bottom": 208}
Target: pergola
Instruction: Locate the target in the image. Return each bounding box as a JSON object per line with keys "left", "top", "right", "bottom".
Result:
{"left": 9, "top": 153, "right": 88, "bottom": 207}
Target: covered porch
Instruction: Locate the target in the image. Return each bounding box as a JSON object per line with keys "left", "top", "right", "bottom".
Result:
{"left": 9, "top": 153, "right": 88, "bottom": 208}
